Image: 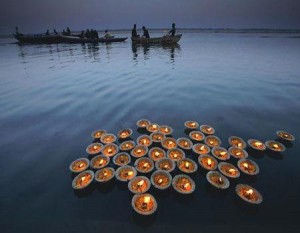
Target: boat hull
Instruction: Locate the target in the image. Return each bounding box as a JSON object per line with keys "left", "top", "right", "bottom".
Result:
{"left": 131, "top": 34, "right": 182, "bottom": 44}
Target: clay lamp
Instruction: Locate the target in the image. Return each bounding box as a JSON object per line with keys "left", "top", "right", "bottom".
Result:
{"left": 265, "top": 140, "right": 286, "bottom": 152}
{"left": 184, "top": 121, "right": 199, "bottom": 130}
{"left": 69, "top": 158, "right": 89, "bottom": 173}
{"left": 150, "top": 132, "right": 166, "bottom": 143}
{"left": 86, "top": 143, "right": 103, "bottom": 155}
{"left": 146, "top": 123, "right": 160, "bottom": 133}
{"left": 158, "top": 125, "right": 173, "bottom": 135}
{"left": 198, "top": 154, "right": 218, "bottom": 171}
{"left": 90, "top": 155, "right": 110, "bottom": 169}
{"left": 228, "top": 136, "right": 246, "bottom": 149}
{"left": 115, "top": 165, "right": 137, "bottom": 182}
{"left": 119, "top": 140, "right": 135, "bottom": 151}
{"left": 200, "top": 125, "right": 215, "bottom": 135}
{"left": 205, "top": 135, "right": 222, "bottom": 148}
{"left": 118, "top": 128, "right": 133, "bottom": 140}
{"left": 235, "top": 184, "right": 263, "bottom": 204}
{"left": 95, "top": 167, "right": 115, "bottom": 183}
{"left": 131, "top": 145, "right": 148, "bottom": 158}
{"left": 167, "top": 148, "right": 185, "bottom": 162}
{"left": 192, "top": 143, "right": 210, "bottom": 155}
{"left": 135, "top": 157, "right": 154, "bottom": 174}
{"left": 155, "top": 158, "right": 175, "bottom": 172}
{"left": 72, "top": 170, "right": 94, "bottom": 190}
{"left": 128, "top": 176, "right": 151, "bottom": 194}
{"left": 102, "top": 143, "right": 118, "bottom": 157}
{"left": 161, "top": 137, "right": 177, "bottom": 150}
{"left": 136, "top": 119, "right": 151, "bottom": 128}
{"left": 247, "top": 139, "right": 266, "bottom": 151}
{"left": 113, "top": 152, "right": 131, "bottom": 166}
{"left": 172, "top": 174, "right": 196, "bottom": 194}
{"left": 100, "top": 133, "right": 117, "bottom": 144}
{"left": 148, "top": 147, "right": 166, "bottom": 161}
{"left": 137, "top": 135, "right": 152, "bottom": 147}
{"left": 91, "top": 129, "right": 106, "bottom": 139}
{"left": 131, "top": 193, "right": 157, "bottom": 215}
{"left": 218, "top": 162, "right": 240, "bottom": 178}
{"left": 237, "top": 159, "right": 260, "bottom": 175}
{"left": 211, "top": 146, "right": 230, "bottom": 161}
{"left": 177, "top": 138, "right": 193, "bottom": 150}
{"left": 276, "top": 130, "right": 295, "bottom": 141}
{"left": 151, "top": 170, "right": 172, "bottom": 190}
{"left": 177, "top": 158, "right": 198, "bottom": 173}
{"left": 189, "top": 131, "right": 205, "bottom": 142}
{"left": 228, "top": 147, "right": 248, "bottom": 159}
{"left": 206, "top": 171, "right": 230, "bottom": 189}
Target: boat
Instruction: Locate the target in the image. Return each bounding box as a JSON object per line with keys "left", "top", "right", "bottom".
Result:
{"left": 61, "top": 36, "right": 127, "bottom": 43}
{"left": 131, "top": 34, "right": 182, "bottom": 45}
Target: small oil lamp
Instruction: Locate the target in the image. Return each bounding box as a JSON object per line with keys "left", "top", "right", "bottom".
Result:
{"left": 150, "top": 132, "right": 166, "bottom": 143}
{"left": 115, "top": 165, "right": 137, "bottom": 182}
{"left": 151, "top": 170, "right": 172, "bottom": 190}
{"left": 132, "top": 193, "right": 157, "bottom": 215}
{"left": 90, "top": 155, "right": 110, "bottom": 169}
{"left": 136, "top": 119, "right": 151, "bottom": 128}
{"left": 69, "top": 158, "right": 89, "bottom": 173}
{"left": 211, "top": 147, "right": 230, "bottom": 161}
{"left": 167, "top": 148, "right": 185, "bottom": 161}
{"left": 158, "top": 125, "right": 173, "bottom": 135}
{"left": 189, "top": 131, "right": 205, "bottom": 142}
{"left": 228, "top": 136, "right": 246, "bottom": 149}
{"left": 72, "top": 170, "right": 94, "bottom": 190}
{"left": 228, "top": 147, "right": 248, "bottom": 159}
{"left": 218, "top": 162, "right": 240, "bottom": 178}
{"left": 205, "top": 135, "right": 222, "bottom": 148}
{"left": 276, "top": 130, "right": 295, "bottom": 141}
{"left": 95, "top": 167, "right": 115, "bottom": 182}
{"left": 206, "top": 171, "right": 230, "bottom": 189}
{"left": 113, "top": 152, "right": 131, "bottom": 166}
{"left": 237, "top": 159, "right": 260, "bottom": 175}
{"left": 148, "top": 147, "right": 166, "bottom": 161}
{"left": 91, "top": 129, "right": 106, "bottom": 139}
{"left": 118, "top": 128, "right": 133, "bottom": 140}
{"left": 177, "top": 138, "right": 193, "bottom": 150}
{"left": 177, "top": 158, "right": 198, "bottom": 173}
{"left": 86, "top": 143, "right": 103, "bottom": 155}
{"left": 172, "top": 174, "right": 195, "bottom": 194}
{"left": 265, "top": 140, "right": 286, "bottom": 152}
{"left": 192, "top": 143, "right": 210, "bottom": 155}
{"left": 247, "top": 139, "right": 266, "bottom": 151}
{"left": 235, "top": 184, "right": 263, "bottom": 204}
{"left": 128, "top": 176, "right": 151, "bottom": 194}
{"left": 137, "top": 135, "right": 152, "bottom": 147}
{"left": 131, "top": 145, "right": 148, "bottom": 158}
{"left": 161, "top": 137, "right": 177, "bottom": 150}
{"left": 200, "top": 125, "right": 215, "bottom": 135}
{"left": 146, "top": 123, "right": 160, "bottom": 133}
{"left": 198, "top": 154, "right": 218, "bottom": 171}
{"left": 135, "top": 157, "right": 154, "bottom": 173}
{"left": 100, "top": 133, "right": 117, "bottom": 144}
{"left": 155, "top": 158, "right": 175, "bottom": 172}
{"left": 101, "top": 143, "right": 118, "bottom": 157}
{"left": 184, "top": 121, "right": 199, "bottom": 130}
{"left": 119, "top": 140, "right": 135, "bottom": 151}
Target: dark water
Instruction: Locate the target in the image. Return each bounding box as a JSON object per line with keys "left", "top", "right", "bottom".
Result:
{"left": 0, "top": 31, "right": 300, "bottom": 233}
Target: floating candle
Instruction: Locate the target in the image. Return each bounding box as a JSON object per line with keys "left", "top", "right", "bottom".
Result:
{"left": 205, "top": 135, "right": 222, "bottom": 148}
{"left": 137, "top": 135, "right": 152, "bottom": 147}
{"left": 131, "top": 145, "right": 148, "bottom": 158}
{"left": 136, "top": 119, "right": 151, "bottom": 128}
{"left": 172, "top": 174, "right": 196, "bottom": 194}
{"left": 91, "top": 129, "right": 106, "bottom": 139}
{"left": 206, "top": 171, "right": 230, "bottom": 189}
{"left": 167, "top": 148, "right": 185, "bottom": 161}
{"left": 184, "top": 121, "right": 199, "bottom": 129}
{"left": 69, "top": 158, "right": 89, "bottom": 173}
{"left": 95, "top": 167, "right": 115, "bottom": 182}
{"left": 115, "top": 166, "right": 137, "bottom": 182}
{"left": 150, "top": 132, "right": 166, "bottom": 143}
{"left": 228, "top": 147, "right": 249, "bottom": 159}
{"left": 132, "top": 193, "right": 157, "bottom": 215}
{"left": 189, "top": 131, "right": 205, "bottom": 142}
{"left": 177, "top": 158, "right": 198, "bottom": 173}
{"left": 218, "top": 162, "right": 240, "bottom": 178}
{"left": 177, "top": 138, "right": 193, "bottom": 150}
{"left": 198, "top": 154, "right": 218, "bottom": 171}
{"left": 119, "top": 140, "right": 135, "bottom": 151}
{"left": 159, "top": 125, "right": 173, "bottom": 135}
{"left": 113, "top": 152, "right": 131, "bottom": 166}
{"left": 90, "top": 155, "right": 110, "bottom": 169}
{"left": 247, "top": 139, "right": 266, "bottom": 151}
{"left": 192, "top": 143, "right": 210, "bottom": 155}
{"left": 161, "top": 138, "right": 177, "bottom": 150}
{"left": 155, "top": 158, "right": 176, "bottom": 172}
{"left": 235, "top": 184, "right": 263, "bottom": 204}
{"left": 135, "top": 157, "right": 154, "bottom": 173}
{"left": 148, "top": 147, "right": 166, "bottom": 161}
{"left": 265, "top": 140, "right": 286, "bottom": 152}
{"left": 146, "top": 123, "right": 160, "bottom": 133}
{"left": 100, "top": 134, "right": 117, "bottom": 144}
{"left": 200, "top": 125, "right": 215, "bottom": 135}
{"left": 211, "top": 147, "right": 230, "bottom": 161}
{"left": 151, "top": 170, "right": 172, "bottom": 190}
{"left": 128, "top": 176, "right": 151, "bottom": 194}
{"left": 72, "top": 170, "right": 94, "bottom": 190}
{"left": 228, "top": 136, "right": 246, "bottom": 149}
{"left": 237, "top": 159, "right": 260, "bottom": 175}
{"left": 102, "top": 143, "right": 118, "bottom": 157}
{"left": 86, "top": 143, "right": 103, "bottom": 155}
{"left": 118, "top": 128, "right": 133, "bottom": 139}
{"left": 276, "top": 130, "right": 295, "bottom": 141}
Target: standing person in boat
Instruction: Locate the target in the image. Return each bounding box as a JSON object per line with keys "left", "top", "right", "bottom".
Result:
{"left": 15, "top": 27, "right": 23, "bottom": 36}
{"left": 168, "top": 23, "right": 176, "bottom": 36}
{"left": 142, "top": 26, "right": 150, "bottom": 38}
{"left": 132, "top": 24, "right": 139, "bottom": 38}
{"left": 104, "top": 30, "right": 113, "bottom": 38}
{"left": 53, "top": 29, "right": 58, "bottom": 35}
{"left": 45, "top": 30, "right": 50, "bottom": 36}
{"left": 66, "top": 27, "right": 71, "bottom": 36}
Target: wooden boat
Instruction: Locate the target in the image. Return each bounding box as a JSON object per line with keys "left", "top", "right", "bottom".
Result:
{"left": 61, "top": 36, "right": 128, "bottom": 43}
{"left": 131, "top": 34, "right": 182, "bottom": 45}
{"left": 14, "top": 34, "right": 63, "bottom": 44}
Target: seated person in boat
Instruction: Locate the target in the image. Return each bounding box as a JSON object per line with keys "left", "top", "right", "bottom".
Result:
{"left": 92, "top": 29, "right": 99, "bottom": 39}
{"left": 45, "top": 30, "right": 50, "bottom": 36}
{"left": 132, "top": 24, "right": 139, "bottom": 38}
{"left": 168, "top": 23, "right": 176, "bottom": 36}
{"left": 104, "top": 30, "right": 114, "bottom": 38}
{"left": 142, "top": 26, "right": 150, "bottom": 38}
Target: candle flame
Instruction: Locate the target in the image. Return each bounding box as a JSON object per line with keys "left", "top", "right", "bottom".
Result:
{"left": 200, "top": 145, "right": 205, "bottom": 151}
{"left": 137, "top": 149, "right": 142, "bottom": 153}
{"left": 153, "top": 125, "right": 157, "bottom": 129}
{"left": 218, "top": 177, "right": 223, "bottom": 183}
{"left": 93, "top": 145, "right": 98, "bottom": 150}
{"left": 207, "top": 158, "right": 212, "bottom": 166}
{"left": 273, "top": 143, "right": 279, "bottom": 149}
{"left": 143, "top": 196, "right": 150, "bottom": 204}
{"left": 104, "top": 172, "right": 108, "bottom": 176}
{"left": 207, "top": 127, "right": 212, "bottom": 131}
{"left": 154, "top": 151, "right": 160, "bottom": 157}
{"left": 81, "top": 176, "right": 86, "bottom": 182}
{"left": 183, "top": 182, "right": 191, "bottom": 190}
{"left": 243, "top": 163, "right": 249, "bottom": 169}
{"left": 229, "top": 168, "right": 235, "bottom": 174}
{"left": 236, "top": 151, "right": 241, "bottom": 156}
{"left": 173, "top": 153, "right": 178, "bottom": 158}
{"left": 158, "top": 179, "right": 163, "bottom": 184}
{"left": 185, "top": 162, "right": 190, "bottom": 169}
{"left": 79, "top": 163, "right": 84, "bottom": 168}
{"left": 164, "top": 164, "right": 169, "bottom": 169}
{"left": 137, "top": 180, "right": 144, "bottom": 187}
{"left": 237, "top": 142, "right": 242, "bottom": 147}
{"left": 128, "top": 171, "right": 133, "bottom": 176}
{"left": 142, "top": 139, "right": 147, "bottom": 144}
{"left": 184, "top": 141, "right": 188, "bottom": 146}
{"left": 191, "top": 122, "right": 195, "bottom": 127}
{"left": 143, "top": 162, "right": 149, "bottom": 168}
{"left": 125, "top": 143, "right": 129, "bottom": 148}
{"left": 246, "top": 189, "right": 253, "bottom": 195}
{"left": 220, "top": 151, "right": 227, "bottom": 156}
{"left": 254, "top": 141, "right": 263, "bottom": 147}
{"left": 108, "top": 148, "right": 112, "bottom": 153}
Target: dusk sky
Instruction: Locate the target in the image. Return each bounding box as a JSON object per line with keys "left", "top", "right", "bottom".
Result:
{"left": 1, "top": 0, "right": 299, "bottom": 34}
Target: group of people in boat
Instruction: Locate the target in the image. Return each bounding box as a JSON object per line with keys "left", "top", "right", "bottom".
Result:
{"left": 132, "top": 23, "right": 176, "bottom": 38}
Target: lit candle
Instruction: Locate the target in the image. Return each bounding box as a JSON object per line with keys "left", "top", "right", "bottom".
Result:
{"left": 235, "top": 184, "right": 263, "bottom": 204}
{"left": 276, "top": 130, "right": 295, "bottom": 141}
{"left": 132, "top": 193, "right": 157, "bottom": 215}
{"left": 150, "top": 132, "right": 165, "bottom": 143}
{"left": 207, "top": 158, "right": 212, "bottom": 166}
{"left": 265, "top": 140, "right": 285, "bottom": 152}
{"left": 172, "top": 174, "right": 195, "bottom": 194}
{"left": 151, "top": 170, "right": 172, "bottom": 190}
{"left": 248, "top": 139, "right": 266, "bottom": 151}
{"left": 101, "top": 134, "right": 116, "bottom": 144}
{"left": 72, "top": 170, "right": 94, "bottom": 189}
{"left": 193, "top": 143, "right": 210, "bottom": 155}
{"left": 95, "top": 167, "right": 115, "bottom": 183}
{"left": 238, "top": 159, "right": 259, "bottom": 175}
{"left": 116, "top": 166, "right": 137, "bottom": 181}
{"left": 70, "top": 158, "right": 90, "bottom": 173}
{"left": 185, "top": 121, "right": 199, "bottom": 129}
{"left": 131, "top": 146, "right": 148, "bottom": 158}
{"left": 198, "top": 155, "right": 218, "bottom": 171}
{"left": 128, "top": 176, "right": 151, "bottom": 194}
{"left": 91, "top": 129, "right": 106, "bottom": 139}
{"left": 120, "top": 141, "right": 135, "bottom": 151}
{"left": 205, "top": 136, "right": 221, "bottom": 148}
{"left": 135, "top": 158, "right": 154, "bottom": 174}
{"left": 156, "top": 158, "right": 175, "bottom": 172}
{"left": 206, "top": 171, "right": 230, "bottom": 189}
{"left": 200, "top": 125, "right": 215, "bottom": 135}
{"left": 178, "top": 158, "right": 197, "bottom": 173}
{"left": 137, "top": 119, "right": 151, "bottom": 128}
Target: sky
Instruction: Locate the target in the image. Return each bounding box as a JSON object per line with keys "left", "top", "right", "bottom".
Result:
{"left": 0, "top": 0, "right": 299, "bottom": 34}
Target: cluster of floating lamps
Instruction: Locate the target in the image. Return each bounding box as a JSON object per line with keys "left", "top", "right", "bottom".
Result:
{"left": 69, "top": 119, "right": 295, "bottom": 215}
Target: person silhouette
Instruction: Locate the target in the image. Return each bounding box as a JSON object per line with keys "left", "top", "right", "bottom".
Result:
{"left": 142, "top": 26, "right": 150, "bottom": 38}
{"left": 132, "top": 24, "right": 139, "bottom": 38}
{"left": 168, "top": 23, "right": 176, "bottom": 36}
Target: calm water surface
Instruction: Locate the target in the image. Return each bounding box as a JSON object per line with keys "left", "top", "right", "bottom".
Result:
{"left": 0, "top": 31, "right": 300, "bottom": 232}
